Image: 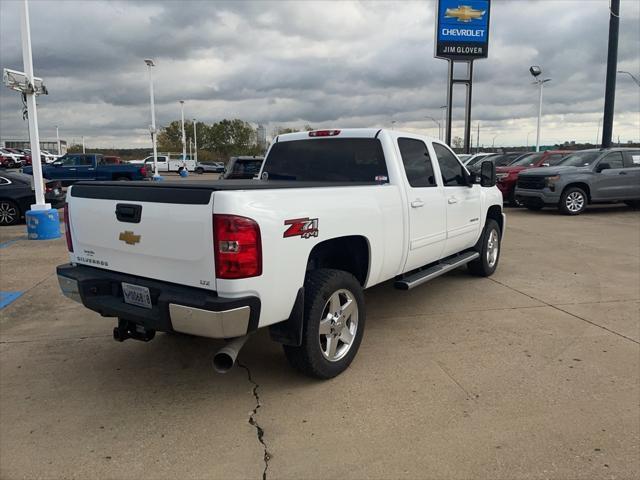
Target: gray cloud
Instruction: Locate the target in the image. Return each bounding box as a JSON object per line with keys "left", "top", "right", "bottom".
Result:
{"left": 1, "top": 0, "right": 639, "bottom": 148}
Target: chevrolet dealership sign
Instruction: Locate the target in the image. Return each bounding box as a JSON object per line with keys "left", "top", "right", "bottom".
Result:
{"left": 435, "top": 0, "right": 491, "bottom": 60}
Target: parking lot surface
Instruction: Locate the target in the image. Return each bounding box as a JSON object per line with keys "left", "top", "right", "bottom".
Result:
{"left": 1, "top": 203, "right": 638, "bottom": 479}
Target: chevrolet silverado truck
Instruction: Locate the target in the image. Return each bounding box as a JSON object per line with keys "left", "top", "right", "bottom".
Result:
{"left": 23, "top": 153, "right": 150, "bottom": 186}
{"left": 56, "top": 129, "right": 505, "bottom": 379}
{"left": 516, "top": 148, "right": 640, "bottom": 215}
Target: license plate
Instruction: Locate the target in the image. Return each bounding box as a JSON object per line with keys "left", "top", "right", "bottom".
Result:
{"left": 122, "top": 282, "right": 152, "bottom": 309}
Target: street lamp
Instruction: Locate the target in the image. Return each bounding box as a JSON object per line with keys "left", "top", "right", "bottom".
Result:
{"left": 1, "top": 0, "right": 59, "bottom": 239}
{"left": 617, "top": 70, "right": 640, "bottom": 87}
{"left": 193, "top": 118, "right": 198, "bottom": 163}
{"left": 144, "top": 58, "right": 160, "bottom": 179}
{"left": 530, "top": 65, "right": 551, "bottom": 152}
{"left": 492, "top": 134, "right": 498, "bottom": 149}
{"left": 179, "top": 100, "right": 186, "bottom": 161}
{"left": 426, "top": 116, "right": 441, "bottom": 139}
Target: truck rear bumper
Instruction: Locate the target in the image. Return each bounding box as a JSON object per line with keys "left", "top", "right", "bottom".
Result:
{"left": 56, "top": 264, "right": 260, "bottom": 339}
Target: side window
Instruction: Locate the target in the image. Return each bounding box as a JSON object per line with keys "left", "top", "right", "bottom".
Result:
{"left": 623, "top": 151, "right": 640, "bottom": 168}
{"left": 60, "top": 155, "right": 76, "bottom": 166}
{"left": 77, "top": 155, "right": 93, "bottom": 166}
{"left": 433, "top": 143, "right": 467, "bottom": 187}
{"left": 0, "top": 177, "right": 10, "bottom": 185}
{"left": 601, "top": 152, "right": 624, "bottom": 170}
{"left": 397, "top": 138, "right": 437, "bottom": 187}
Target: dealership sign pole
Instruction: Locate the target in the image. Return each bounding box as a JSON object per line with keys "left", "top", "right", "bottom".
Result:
{"left": 435, "top": 0, "right": 491, "bottom": 153}
{"left": 1, "top": 0, "right": 60, "bottom": 239}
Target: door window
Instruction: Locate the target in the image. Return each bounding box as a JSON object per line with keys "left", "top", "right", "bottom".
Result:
{"left": 397, "top": 138, "right": 437, "bottom": 187}
{"left": 433, "top": 143, "right": 467, "bottom": 187}
{"left": 546, "top": 154, "right": 565, "bottom": 166}
{"left": 600, "top": 152, "right": 624, "bottom": 170}
{"left": 623, "top": 151, "right": 640, "bottom": 168}
{"left": 77, "top": 155, "right": 93, "bottom": 166}
{"left": 59, "top": 155, "right": 76, "bottom": 166}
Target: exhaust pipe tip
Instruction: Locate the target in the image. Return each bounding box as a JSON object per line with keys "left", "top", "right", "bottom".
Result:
{"left": 212, "top": 335, "right": 250, "bottom": 374}
{"left": 213, "top": 350, "right": 236, "bottom": 374}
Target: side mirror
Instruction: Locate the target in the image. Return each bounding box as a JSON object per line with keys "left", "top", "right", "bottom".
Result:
{"left": 541, "top": 163, "right": 550, "bottom": 167}
{"left": 53, "top": 161, "right": 62, "bottom": 167}
{"left": 480, "top": 160, "right": 496, "bottom": 187}
{"left": 596, "top": 162, "right": 610, "bottom": 173}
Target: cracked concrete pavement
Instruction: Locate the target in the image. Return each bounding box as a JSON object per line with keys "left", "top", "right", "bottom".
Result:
{"left": 1, "top": 204, "right": 639, "bottom": 479}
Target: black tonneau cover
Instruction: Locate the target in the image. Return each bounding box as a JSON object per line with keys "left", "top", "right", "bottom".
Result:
{"left": 70, "top": 179, "right": 380, "bottom": 204}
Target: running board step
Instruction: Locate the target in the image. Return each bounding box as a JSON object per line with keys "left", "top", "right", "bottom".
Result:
{"left": 394, "top": 251, "right": 480, "bottom": 290}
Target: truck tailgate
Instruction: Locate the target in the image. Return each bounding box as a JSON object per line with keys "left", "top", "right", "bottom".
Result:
{"left": 67, "top": 183, "right": 216, "bottom": 291}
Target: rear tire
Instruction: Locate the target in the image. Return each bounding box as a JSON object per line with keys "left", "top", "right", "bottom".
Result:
{"left": 115, "top": 176, "right": 130, "bottom": 181}
{"left": 283, "top": 269, "right": 365, "bottom": 379}
{"left": 468, "top": 219, "right": 501, "bottom": 277}
{"left": 0, "top": 200, "right": 21, "bottom": 226}
{"left": 559, "top": 187, "right": 587, "bottom": 215}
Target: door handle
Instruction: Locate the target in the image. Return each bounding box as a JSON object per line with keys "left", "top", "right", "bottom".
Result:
{"left": 411, "top": 199, "right": 425, "bottom": 208}
{"left": 619, "top": 171, "right": 627, "bottom": 175}
{"left": 448, "top": 197, "right": 458, "bottom": 204}
{"left": 68, "top": 168, "right": 76, "bottom": 170}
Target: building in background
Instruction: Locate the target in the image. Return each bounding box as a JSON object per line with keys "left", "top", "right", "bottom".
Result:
{"left": 2, "top": 139, "right": 67, "bottom": 155}
{"left": 256, "top": 124, "right": 266, "bottom": 149}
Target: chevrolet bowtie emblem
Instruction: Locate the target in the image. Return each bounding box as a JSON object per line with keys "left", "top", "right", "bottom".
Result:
{"left": 119, "top": 230, "right": 141, "bottom": 245}
{"left": 445, "top": 5, "right": 486, "bottom": 22}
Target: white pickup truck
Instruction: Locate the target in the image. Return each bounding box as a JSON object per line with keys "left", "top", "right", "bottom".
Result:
{"left": 58, "top": 129, "right": 504, "bottom": 379}
{"left": 130, "top": 154, "right": 196, "bottom": 173}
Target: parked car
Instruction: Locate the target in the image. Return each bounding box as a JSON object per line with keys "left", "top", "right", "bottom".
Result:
{"left": 7, "top": 149, "right": 33, "bottom": 166}
{"left": 133, "top": 155, "right": 196, "bottom": 172}
{"left": 463, "top": 152, "right": 496, "bottom": 167}
{"left": 195, "top": 162, "right": 225, "bottom": 174}
{"left": 467, "top": 152, "right": 525, "bottom": 173}
{"left": 22, "top": 153, "right": 150, "bottom": 186}
{"left": 222, "top": 156, "right": 264, "bottom": 179}
{"left": 56, "top": 128, "right": 504, "bottom": 379}
{"left": 0, "top": 149, "right": 24, "bottom": 169}
{"left": 0, "top": 172, "right": 64, "bottom": 225}
{"left": 516, "top": 148, "right": 640, "bottom": 214}
{"left": 496, "top": 150, "right": 572, "bottom": 206}
{"left": 457, "top": 154, "right": 472, "bottom": 163}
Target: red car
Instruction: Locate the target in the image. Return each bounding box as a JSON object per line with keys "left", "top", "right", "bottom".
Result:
{"left": 496, "top": 150, "right": 572, "bottom": 205}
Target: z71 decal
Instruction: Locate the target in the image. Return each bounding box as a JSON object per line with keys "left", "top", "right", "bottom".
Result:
{"left": 284, "top": 217, "right": 319, "bottom": 239}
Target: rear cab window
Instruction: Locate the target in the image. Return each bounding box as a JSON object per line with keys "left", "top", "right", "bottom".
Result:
{"left": 263, "top": 138, "right": 388, "bottom": 182}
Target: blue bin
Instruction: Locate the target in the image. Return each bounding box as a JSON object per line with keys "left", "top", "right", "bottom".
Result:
{"left": 179, "top": 169, "right": 189, "bottom": 177}
{"left": 26, "top": 208, "right": 61, "bottom": 240}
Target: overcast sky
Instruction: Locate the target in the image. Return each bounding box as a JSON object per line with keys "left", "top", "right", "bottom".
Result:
{"left": 1, "top": 0, "right": 639, "bottom": 148}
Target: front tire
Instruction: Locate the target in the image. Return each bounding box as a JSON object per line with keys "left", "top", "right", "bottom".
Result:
{"left": 468, "top": 219, "right": 501, "bottom": 277}
{"left": 283, "top": 269, "right": 365, "bottom": 379}
{"left": 559, "top": 187, "right": 587, "bottom": 215}
{"left": 0, "top": 200, "right": 20, "bottom": 225}
{"left": 196, "top": 167, "right": 204, "bottom": 174}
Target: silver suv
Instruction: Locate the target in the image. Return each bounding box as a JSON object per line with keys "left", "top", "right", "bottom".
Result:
{"left": 515, "top": 148, "right": 640, "bottom": 215}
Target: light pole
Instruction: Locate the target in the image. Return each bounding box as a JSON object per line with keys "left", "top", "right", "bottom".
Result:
{"left": 617, "top": 70, "right": 640, "bottom": 87}
{"left": 440, "top": 105, "right": 447, "bottom": 141}
{"left": 492, "top": 134, "right": 498, "bottom": 149}
{"left": 426, "top": 116, "right": 440, "bottom": 139}
{"left": 179, "top": 100, "right": 186, "bottom": 160}
{"left": 55, "top": 125, "right": 60, "bottom": 155}
{"left": 476, "top": 122, "right": 480, "bottom": 154}
{"left": 530, "top": 66, "right": 551, "bottom": 152}
{"left": 596, "top": 118, "right": 602, "bottom": 146}
{"left": 144, "top": 58, "right": 160, "bottom": 179}
{"left": 193, "top": 118, "right": 198, "bottom": 163}
{"left": 82, "top": 135, "right": 85, "bottom": 153}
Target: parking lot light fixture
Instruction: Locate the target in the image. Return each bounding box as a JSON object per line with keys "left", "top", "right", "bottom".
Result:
{"left": 617, "top": 70, "right": 640, "bottom": 87}
{"left": 179, "top": 100, "right": 186, "bottom": 161}
{"left": 530, "top": 65, "right": 551, "bottom": 152}
{"left": 144, "top": 59, "right": 160, "bottom": 180}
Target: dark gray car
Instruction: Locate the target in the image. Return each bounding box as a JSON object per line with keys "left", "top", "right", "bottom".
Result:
{"left": 515, "top": 148, "right": 640, "bottom": 215}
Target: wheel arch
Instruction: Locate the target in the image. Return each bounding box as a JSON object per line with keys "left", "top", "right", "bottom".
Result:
{"left": 486, "top": 204, "right": 504, "bottom": 234}
{"left": 562, "top": 182, "right": 591, "bottom": 202}
{"left": 306, "top": 235, "right": 370, "bottom": 287}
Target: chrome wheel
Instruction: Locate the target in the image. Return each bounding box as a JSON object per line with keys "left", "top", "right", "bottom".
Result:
{"left": 318, "top": 289, "right": 358, "bottom": 362}
{"left": 565, "top": 191, "right": 585, "bottom": 213}
{"left": 0, "top": 201, "right": 18, "bottom": 225}
{"left": 486, "top": 229, "right": 499, "bottom": 268}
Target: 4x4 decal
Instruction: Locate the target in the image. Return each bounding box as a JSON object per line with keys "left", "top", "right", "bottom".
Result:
{"left": 283, "top": 217, "right": 319, "bottom": 239}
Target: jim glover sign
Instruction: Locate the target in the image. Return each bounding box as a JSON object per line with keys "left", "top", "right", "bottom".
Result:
{"left": 435, "top": 0, "right": 491, "bottom": 60}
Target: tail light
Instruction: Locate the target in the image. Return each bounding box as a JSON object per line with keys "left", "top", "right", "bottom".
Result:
{"left": 139, "top": 166, "right": 148, "bottom": 177}
{"left": 213, "top": 214, "right": 262, "bottom": 279}
{"left": 63, "top": 203, "right": 73, "bottom": 252}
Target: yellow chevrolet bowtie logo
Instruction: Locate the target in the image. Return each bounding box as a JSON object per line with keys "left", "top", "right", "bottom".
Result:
{"left": 119, "top": 230, "right": 141, "bottom": 245}
{"left": 445, "top": 5, "right": 486, "bottom": 22}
